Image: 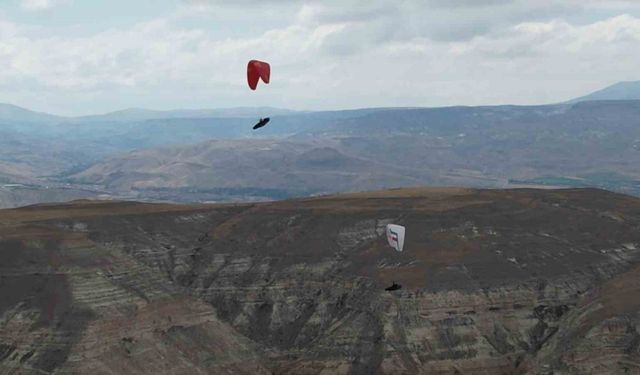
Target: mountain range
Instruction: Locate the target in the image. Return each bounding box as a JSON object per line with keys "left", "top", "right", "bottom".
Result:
{"left": 570, "top": 80, "right": 640, "bottom": 103}
{"left": 3, "top": 80, "right": 639, "bottom": 124}
{"left": 0, "top": 81, "right": 639, "bottom": 207}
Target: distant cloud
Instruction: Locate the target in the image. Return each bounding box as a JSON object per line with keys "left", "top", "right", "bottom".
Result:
{"left": 21, "top": 0, "right": 69, "bottom": 11}
{"left": 1, "top": 0, "right": 640, "bottom": 114}
{"left": 183, "top": 0, "right": 301, "bottom": 4}
{"left": 180, "top": 0, "right": 640, "bottom": 41}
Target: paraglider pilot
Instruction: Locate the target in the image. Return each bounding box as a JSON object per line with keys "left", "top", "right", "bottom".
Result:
{"left": 253, "top": 117, "right": 270, "bottom": 130}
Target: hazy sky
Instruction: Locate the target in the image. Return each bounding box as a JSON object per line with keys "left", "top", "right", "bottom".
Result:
{"left": 1, "top": 0, "right": 640, "bottom": 115}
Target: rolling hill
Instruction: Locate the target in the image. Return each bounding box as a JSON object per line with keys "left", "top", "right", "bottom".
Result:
{"left": 0, "top": 103, "right": 62, "bottom": 124}
{"left": 571, "top": 81, "right": 640, "bottom": 102}
{"left": 69, "top": 139, "right": 430, "bottom": 201}
{"left": 1, "top": 99, "right": 640, "bottom": 206}
{"left": 66, "top": 100, "right": 640, "bottom": 202}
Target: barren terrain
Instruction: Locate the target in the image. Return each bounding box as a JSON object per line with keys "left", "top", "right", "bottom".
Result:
{"left": 2, "top": 188, "right": 640, "bottom": 374}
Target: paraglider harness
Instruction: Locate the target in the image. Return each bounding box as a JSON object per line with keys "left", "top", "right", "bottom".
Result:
{"left": 253, "top": 117, "right": 270, "bottom": 130}
{"left": 385, "top": 282, "right": 402, "bottom": 291}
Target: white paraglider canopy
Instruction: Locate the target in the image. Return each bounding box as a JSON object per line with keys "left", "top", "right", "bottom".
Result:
{"left": 386, "top": 224, "right": 405, "bottom": 252}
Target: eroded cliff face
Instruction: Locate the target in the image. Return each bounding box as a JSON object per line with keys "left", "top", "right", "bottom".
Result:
{"left": 2, "top": 188, "right": 640, "bottom": 374}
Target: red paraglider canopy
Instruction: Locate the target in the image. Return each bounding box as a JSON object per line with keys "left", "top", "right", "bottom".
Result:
{"left": 247, "top": 60, "right": 270, "bottom": 90}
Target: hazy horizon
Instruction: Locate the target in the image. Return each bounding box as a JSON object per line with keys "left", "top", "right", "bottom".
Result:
{"left": 0, "top": 82, "right": 626, "bottom": 118}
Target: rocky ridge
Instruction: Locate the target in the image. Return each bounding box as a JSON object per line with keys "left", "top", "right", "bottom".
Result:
{"left": 1, "top": 188, "right": 640, "bottom": 374}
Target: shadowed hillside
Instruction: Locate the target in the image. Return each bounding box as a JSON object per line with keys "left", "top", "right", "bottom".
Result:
{"left": 2, "top": 188, "right": 640, "bottom": 374}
